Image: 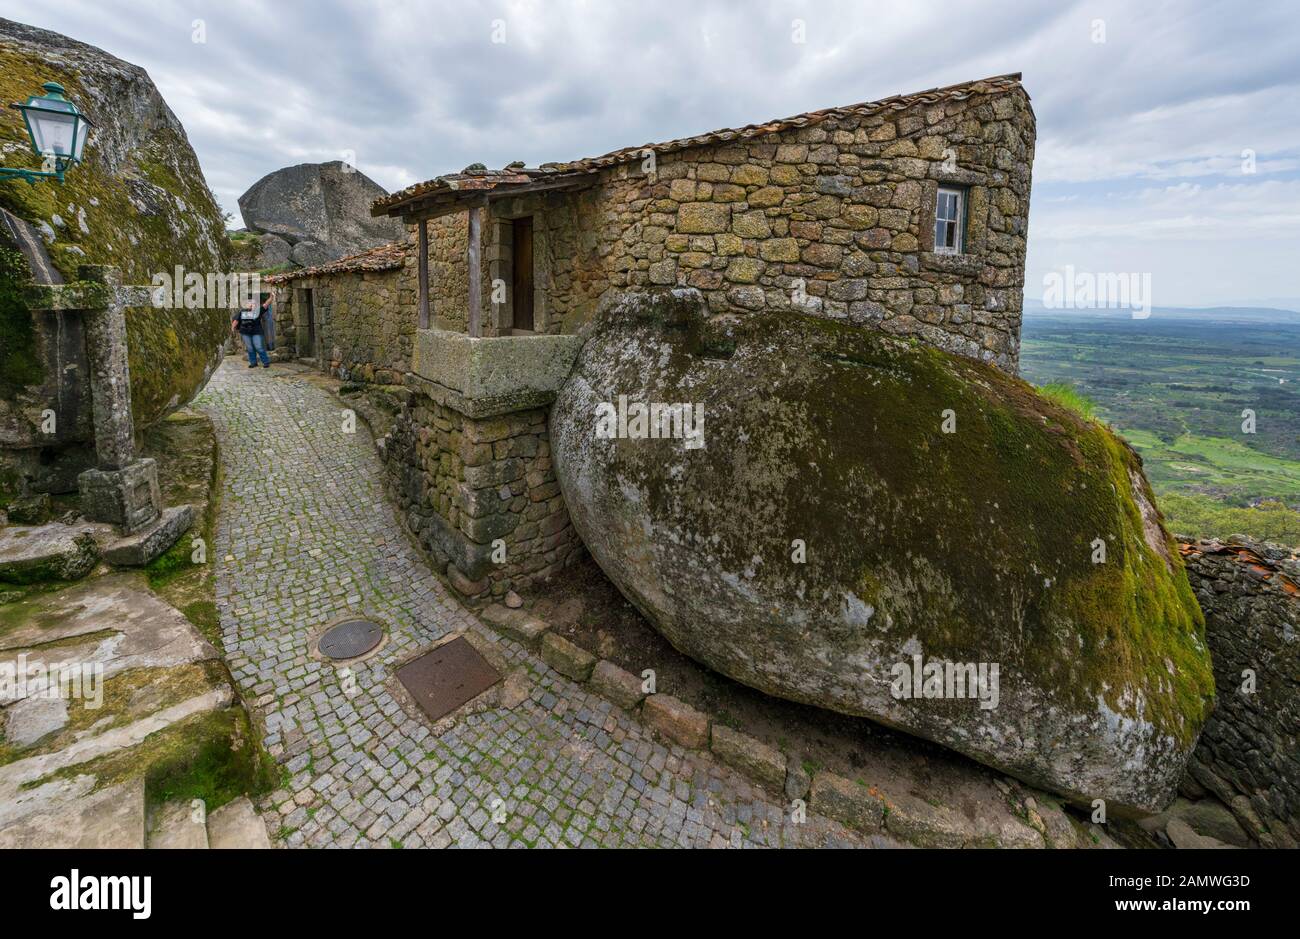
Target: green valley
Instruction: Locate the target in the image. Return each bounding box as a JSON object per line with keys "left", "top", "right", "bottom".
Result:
{"left": 1021, "top": 309, "right": 1300, "bottom": 545}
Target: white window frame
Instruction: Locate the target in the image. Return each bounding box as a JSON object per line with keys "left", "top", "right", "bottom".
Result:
{"left": 934, "top": 186, "right": 965, "bottom": 255}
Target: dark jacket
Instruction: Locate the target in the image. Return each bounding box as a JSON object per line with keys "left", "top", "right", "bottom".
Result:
{"left": 235, "top": 305, "right": 264, "bottom": 336}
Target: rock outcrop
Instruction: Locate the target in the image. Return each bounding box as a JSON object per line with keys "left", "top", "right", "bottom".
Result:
{"left": 551, "top": 289, "right": 1215, "bottom": 815}
{"left": 237, "top": 161, "right": 403, "bottom": 269}
{"left": 0, "top": 17, "right": 230, "bottom": 492}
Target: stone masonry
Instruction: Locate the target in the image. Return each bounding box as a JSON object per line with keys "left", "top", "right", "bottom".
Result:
{"left": 380, "top": 377, "right": 582, "bottom": 599}
{"left": 1179, "top": 536, "right": 1300, "bottom": 847}
{"left": 372, "top": 73, "right": 1036, "bottom": 372}
{"left": 268, "top": 243, "right": 414, "bottom": 382}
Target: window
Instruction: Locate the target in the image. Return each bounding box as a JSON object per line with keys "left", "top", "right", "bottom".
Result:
{"left": 934, "top": 186, "right": 965, "bottom": 254}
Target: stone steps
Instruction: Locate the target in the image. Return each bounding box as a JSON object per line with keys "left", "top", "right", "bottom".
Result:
{"left": 147, "top": 800, "right": 210, "bottom": 849}
{"left": 147, "top": 796, "right": 271, "bottom": 849}
{"left": 0, "top": 778, "right": 147, "bottom": 849}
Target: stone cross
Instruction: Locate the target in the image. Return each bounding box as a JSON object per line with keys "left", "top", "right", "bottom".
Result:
{"left": 25, "top": 265, "right": 165, "bottom": 533}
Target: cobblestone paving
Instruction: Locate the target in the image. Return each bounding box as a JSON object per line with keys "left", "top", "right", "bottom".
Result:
{"left": 197, "top": 360, "right": 878, "bottom": 848}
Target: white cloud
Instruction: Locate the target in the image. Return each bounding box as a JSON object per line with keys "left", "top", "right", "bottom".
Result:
{"left": 3, "top": 0, "right": 1298, "bottom": 304}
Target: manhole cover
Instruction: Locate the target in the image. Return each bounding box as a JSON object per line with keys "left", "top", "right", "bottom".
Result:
{"left": 318, "top": 619, "right": 384, "bottom": 660}
{"left": 396, "top": 637, "right": 501, "bottom": 722}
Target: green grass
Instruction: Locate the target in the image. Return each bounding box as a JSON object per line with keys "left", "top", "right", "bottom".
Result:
{"left": 1038, "top": 382, "right": 1098, "bottom": 420}
{"left": 1023, "top": 313, "right": 1300, "bottom": 545}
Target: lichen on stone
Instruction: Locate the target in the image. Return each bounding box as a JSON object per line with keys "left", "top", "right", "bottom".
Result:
{"left": 552, "top": 290, "right": 1214, "bottom": 813}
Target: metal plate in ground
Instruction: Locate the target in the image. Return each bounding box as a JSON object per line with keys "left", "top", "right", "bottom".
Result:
{"left": 318, "top": 619, "right": 384, "bottom": 660}
{"left": 396, "top": 637, "right": 502, "bottom": 722}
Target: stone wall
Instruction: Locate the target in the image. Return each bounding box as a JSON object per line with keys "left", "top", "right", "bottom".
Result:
{"left": 277, "top": 80, "right": 1033, "bottom": 375}
{"left": 273, "top": 263, "right": 414, "bottom": 383}
{"left": 378, "top": 375, "right": 582, "bottom": 599}
{"left": 408, "top": 80, "right": 1034, "bottom": 372}
{"left": 1180, "top": 536, "right": 1299, "bottom": 847}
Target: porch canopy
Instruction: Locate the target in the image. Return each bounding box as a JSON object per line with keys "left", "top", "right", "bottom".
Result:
{"left": 371, "top": 164, "right": 593, "bottom": 336}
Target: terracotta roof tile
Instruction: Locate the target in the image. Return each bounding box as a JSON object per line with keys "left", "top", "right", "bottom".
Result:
{"left": 372, "top": 72, "right": 1026, "bottom": 216}
{"left": 265, "top": 241, "right": 411, "bottom": 284}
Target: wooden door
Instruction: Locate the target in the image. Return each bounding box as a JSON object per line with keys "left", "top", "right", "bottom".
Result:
{"left": 511, "top": 217, "right": 535, "bottom": 332}
{"left": 304, "top": 288, "right": 316, "bottom": 357}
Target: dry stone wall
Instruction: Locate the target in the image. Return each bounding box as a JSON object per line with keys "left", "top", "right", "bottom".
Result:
{"left": 579, "top": 84, "right": 1034, "bottom": 372}
{"left": 378, "top": 377, "right": 582, "bottom": 599}
{"left": 406, "top": 82, "right": 1034, "bottom": 372}
{"left": 1179, "top": 536, "right": 1300, "bottom": 847}
{"left": 273, "top": 264, "right": 413, "bottom": 383}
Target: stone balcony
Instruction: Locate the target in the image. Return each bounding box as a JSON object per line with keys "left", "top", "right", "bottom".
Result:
{"left": 411, "top": 327, "right": 582, "bottom": 418}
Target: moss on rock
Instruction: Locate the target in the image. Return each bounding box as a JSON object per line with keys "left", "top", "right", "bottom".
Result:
{"left": 0, "top": 24, "right": 230, "bottom": 440}
{"left": 552, "top": 290, "right": 1214, "bottom": 814}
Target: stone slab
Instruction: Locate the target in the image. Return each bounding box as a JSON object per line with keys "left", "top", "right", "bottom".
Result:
{"left": 0, "top": 521, "right": 105, "bottom": 585}
{"left": 103, "top": 504, "right": 194, "bottom": 566}
{"left": 0, "top": 573, "right": 219, "bottom": 690}
{"left": 0, "top": 778, "right": 146, "bottom": 849}
{"left": 208, "top": 796, "right": 271, "bottom": 849}
{"left": 882, "top": 789, "right": 974, "bottom": 847}
{"left": 3, "top": 695, "right": 69, "bottom": 748}
{"left": 589, "top": 660, "right": 646, "bottom": 710}
{"left": 481, "top": 603, "right": 550, "bottom": 646}
{"left": 149, "top": 799, "right": 209, "bottom": 849}
{"left": 709, "top": 725, "right": 787, "bottom": 792}
{"left": 641, "top": 694, "right": 709, "bottom": 749}
{"left": 540, "top": 633, "right": 596, "bottom": 682}
{"left": 411, "top": 328, "right": 582, "bottom": 417}
{"left": 809, "top": 772, "right": 886, "bottom": 833}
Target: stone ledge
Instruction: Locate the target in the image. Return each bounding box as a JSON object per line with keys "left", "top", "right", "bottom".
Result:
{"left": 103, "top": 504, "right": 194, "bottom": 567}
{"left": 589, "top": 660, "right": 646, "bottom": 711}
{"left": 642, "top": 694, "right": 709, "bottom": 750}
{"left": 540, "top": 633, "right": 596, "bottom": 681}
{"left": 411, "top": 328, "right": 582, "bottom": 418}
{"left": 920, "top": 252, "right": 984, "bottom": 276}
{"left": 481, "top": 603, "right": 550, "bottom": 646}
{"left": 710, "top": 725, "right": 787, "bottom": 793}
{"left": 808, "top": 772, "right": 886, "bottom": 832}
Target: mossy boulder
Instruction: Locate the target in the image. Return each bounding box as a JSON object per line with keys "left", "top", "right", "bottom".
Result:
{"left": 551, "top": 290, "right": 1214, "bottom": 814}
{"left": 0, "top": 18, "right": 229, "bottom": 473}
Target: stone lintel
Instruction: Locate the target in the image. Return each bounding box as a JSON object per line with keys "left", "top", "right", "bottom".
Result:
{"left": 23, "top": 281, "right": 116, "bottom": 312}
{"left": 411, "top": 328, "right": 581, "bottom": 417}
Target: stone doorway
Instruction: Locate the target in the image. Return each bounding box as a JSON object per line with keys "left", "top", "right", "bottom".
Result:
{"left": 300, "top": 287, "right": 316, "bottom": 360}
{"left": 511, "top": 216, "right": 535, "bottom": 332}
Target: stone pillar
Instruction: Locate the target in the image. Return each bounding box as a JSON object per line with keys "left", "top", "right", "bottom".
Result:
{"left": 467, "top": 203, "right": 483, "bottom": 338}
{"left": 397, "top": 328, "right": 585, "bottom": 597}
{"left": 25, "top": 265, "right": 165, "bottom": 535}
{"left": 80, "top": 265, "right": 136, "bottom": 470}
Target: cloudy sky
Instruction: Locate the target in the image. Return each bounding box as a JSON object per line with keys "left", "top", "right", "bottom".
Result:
{"left": 5, "top": 0, "right": 1298, "bottom": 308}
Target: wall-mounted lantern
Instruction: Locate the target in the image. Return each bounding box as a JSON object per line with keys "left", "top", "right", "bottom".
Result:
{"left": 2, "top": 82, "right": 94, "bottom": 184}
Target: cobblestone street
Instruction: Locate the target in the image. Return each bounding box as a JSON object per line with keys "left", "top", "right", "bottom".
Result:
{"left": 196, "top": 360, "right": 876, "bottom": 848}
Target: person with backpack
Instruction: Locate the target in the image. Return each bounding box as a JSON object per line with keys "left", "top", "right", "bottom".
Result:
{"left": 232, "top": 295, "right": 271, "bottom": 368}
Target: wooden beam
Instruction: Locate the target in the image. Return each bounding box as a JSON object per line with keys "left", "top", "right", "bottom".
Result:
{"left": 467, "top": 203, "right": 483, "bottom": 338}
{"left": 417, "top": 218, "right": 429, "bottom": 329}
{"left": 393, "top": 174, "right": 596, "bottom": 223}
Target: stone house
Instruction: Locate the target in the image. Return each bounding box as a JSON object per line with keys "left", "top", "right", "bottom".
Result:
{"left": 266, "top": 73, "right": 1036, "bottom": 599}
